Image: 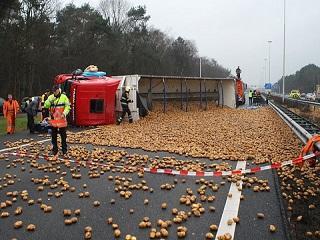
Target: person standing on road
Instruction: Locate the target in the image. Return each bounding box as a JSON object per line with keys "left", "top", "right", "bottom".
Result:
{"left": 3, "top": 94, "right": 20, "bottom": 134}
{"left": 266, "top": 92, "right": 271, "bottom": 105}
{"left": 117, "top": 86, "right": 133, "bottom": 124}
{"left": 252, "top": 90, "right": 257, "bottom": 105}
{"left": 26, "top": 97, "right": 40, "bottom": 134}
{"left": 44, "top": 85, "right": 71, "bottom": 157}
{"left": 248, "top": 89, "right": 253, "bottom": 105}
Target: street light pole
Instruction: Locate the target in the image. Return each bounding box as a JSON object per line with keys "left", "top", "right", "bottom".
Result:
{"left": 267, "top": 40, "right": 272, "bottom": 84}
{"left": 264, "top": 58, "right": 267, "bottom": 85}
{"left": 282, "top": 0, "right": 286, "bottom": 102}
{"left": 199, "top": 57, "right": 202, "bottom": 78}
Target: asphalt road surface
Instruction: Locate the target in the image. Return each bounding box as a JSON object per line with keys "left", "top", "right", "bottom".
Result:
{"left": 0, "top": 131, "right": 290, "bottom": 240}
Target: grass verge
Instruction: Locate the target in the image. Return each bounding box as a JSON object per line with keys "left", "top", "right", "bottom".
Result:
{"left": 0, "top": 114, "right": 41, "bottom": 136}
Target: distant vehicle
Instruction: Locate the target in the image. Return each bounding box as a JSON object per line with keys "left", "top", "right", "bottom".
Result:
{"left": 0, "top": 97, "right": 4, "bottom": 115}
{"left": 306, "top": 93, "right": 316, "bottom": 101}
{"left": 300, "top": 93, "right": 306, "bottom": 99}
{"left": 289, "top": 90, "right": 301, "bottom": 99}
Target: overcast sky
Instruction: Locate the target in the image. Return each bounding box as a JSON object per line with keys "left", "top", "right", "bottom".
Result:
{"left": 64, "top": 0, "right": 320, "bottom": 87}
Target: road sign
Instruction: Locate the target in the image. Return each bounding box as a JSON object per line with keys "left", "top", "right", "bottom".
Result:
{"left": 264, "top": 83, "right": 272, "bottom": 89}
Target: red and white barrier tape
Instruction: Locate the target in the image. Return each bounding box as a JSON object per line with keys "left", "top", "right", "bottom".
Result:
{"left": 144, "top": 152, "right": 319, "bottom": 176}
{"left": 4, "top": 151, "right": 319, "bottom": 177}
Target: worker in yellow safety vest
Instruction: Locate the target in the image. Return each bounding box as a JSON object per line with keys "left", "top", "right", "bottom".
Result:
{"left": 44, "top": 85, "right": 71, "bottom": 157}
{"left": 248, "top": 90, "right": 253, "bottom": 106}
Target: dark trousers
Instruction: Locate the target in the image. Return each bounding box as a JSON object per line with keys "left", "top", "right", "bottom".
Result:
{"left": 118, "top": 105, "right": 133, "bottom": 123}
{"left": 42, "top": 109, "right": 49, "bottom": 119}
{"left": 27, "top": 113, "right": 35, "bottom": 133}
{"left": 249, "top": 97, "right": 253, "bottom": 105}
{"left": 51, "top": 127, "right": 67, "bottom": 155}
{"left": 121, "top": 105, "right": 132, "bottom": 119}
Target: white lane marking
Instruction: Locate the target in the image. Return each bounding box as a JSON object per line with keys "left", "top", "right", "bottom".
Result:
{"left": 0, "top": 139, "right": 51, "bottom": 153}
{"left": 215, "top": 161, "right": 246, "bottom": 240}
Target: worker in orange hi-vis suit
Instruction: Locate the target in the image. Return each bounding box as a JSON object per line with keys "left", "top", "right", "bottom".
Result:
{"left": 3, "top": 94, "right": 20, "bottom": 134}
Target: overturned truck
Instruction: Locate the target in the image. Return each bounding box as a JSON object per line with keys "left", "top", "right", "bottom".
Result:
{"left": 54, "top": 73, "right": 236, "bottom": 126}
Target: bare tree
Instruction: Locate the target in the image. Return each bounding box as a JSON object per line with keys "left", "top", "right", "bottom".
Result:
{"left": 20, "top": 0, "right": 60, "bottom": 20}
{"left": 99, "top": 0, "right": 129, "bottom": 31}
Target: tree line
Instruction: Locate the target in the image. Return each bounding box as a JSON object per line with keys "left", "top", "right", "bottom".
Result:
{"left": 0, "top": 0, "right": 230, "bottom": 100}
{"left": 273, "top": 64, "right": 320, "bottom": 94}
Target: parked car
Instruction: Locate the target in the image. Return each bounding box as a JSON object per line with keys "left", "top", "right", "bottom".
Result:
{"left": 0, "top": 97, "right": 4, "bottom": 115}
{"left": 306, "top": 93, "right": 316, "bottom": 101}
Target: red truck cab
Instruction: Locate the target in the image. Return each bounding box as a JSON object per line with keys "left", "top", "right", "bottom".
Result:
{"left": 55, "top": 74, "right": 120, "bottom": 126}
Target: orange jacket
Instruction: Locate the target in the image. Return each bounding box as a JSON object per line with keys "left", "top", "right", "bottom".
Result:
{"left": 300, "top": 134, "right": 320, "bottom": 157}
{"left": 3, "top": 100, "right": 20, "bottom": 118}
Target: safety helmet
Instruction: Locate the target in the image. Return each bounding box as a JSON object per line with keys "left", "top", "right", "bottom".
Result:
{"left": 125, "top": 86, "right": 131, "bottom": 92}
{"left": 52, "top": 85, "right": 61, "bottom": 92}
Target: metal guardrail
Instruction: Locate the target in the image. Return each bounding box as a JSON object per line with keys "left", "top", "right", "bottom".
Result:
{"left": 269, "top": 100, "right": 320, "bottom": 150}
{"left": 269, "top": 93, "right": 320, "bottom": 107}
{"left": 269, "top": 101, "right": 311, "bottom": 143}
{"left": 284, "top": 97, "right": 320, "bottom": 107}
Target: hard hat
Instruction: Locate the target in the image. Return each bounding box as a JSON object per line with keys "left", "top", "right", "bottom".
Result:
{"left": 52, "top": 85, "right": 60, "bottom": 92}
{"left": 125, "top": 86, "right": 131, "bottom": 92}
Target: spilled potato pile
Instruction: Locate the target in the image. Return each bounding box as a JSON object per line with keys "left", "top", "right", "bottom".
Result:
{"left": 69, "top": 106, "right": 301, "bottom": 164}
{"left": 1, "top": 104, "right": 315, "bottom": 239}
{"left": 0, "top": 138, "right": 286, "bottom": 240}
{"left": 278, "top": 162, "right": 320, "bottom": 238}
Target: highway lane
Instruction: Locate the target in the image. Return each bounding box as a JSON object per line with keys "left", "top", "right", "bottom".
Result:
{"left": 0, "top": 133, "right": 290, "bottom": 240}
